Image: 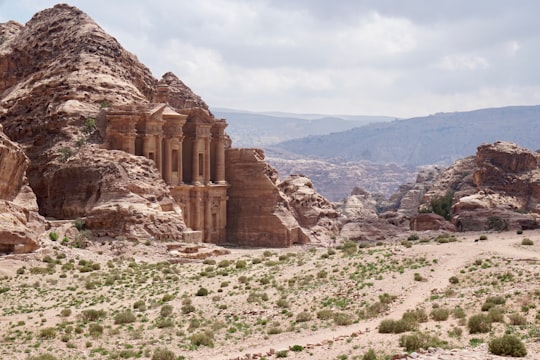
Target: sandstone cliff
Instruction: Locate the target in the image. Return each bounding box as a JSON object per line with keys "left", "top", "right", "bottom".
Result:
{"left": 0, "top": 125, "right": 43, "bottom": 253}
{"left": 1, "top": 4, "right": 336, "bottom": 248}
{"left": 419, "top": 142, "right": 540, "bottom": 231}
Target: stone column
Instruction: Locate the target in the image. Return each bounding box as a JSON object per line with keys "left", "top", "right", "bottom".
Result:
{"left": 177, "top": 137, "right": 184, "bottom": 185}
{"left": 192, "top": 137, "right": 201, "bottom": 185}
{"left": 205, "top": 192, "right": 212, "bottom": 242}
{"left": 204, "top": 137, "right": 211, "bottom": 184}
{"left": 142, "top": 136, "right": 149, "bottom": 158}
{"left": 156, "top": 135, "right": 163, "bottom": 173}
{"left": 163, "top": 138, "right": 171, "bottom": 184}
{"left": 124, "top": 134, "right": 136, "bottom": 155}
{"left": 216, "top": 136, "right": 226, "bottom": 184}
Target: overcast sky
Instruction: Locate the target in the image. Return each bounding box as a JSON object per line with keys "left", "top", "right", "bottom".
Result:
{"left": 1, "top": 1, "right": 540, "bottom": 118}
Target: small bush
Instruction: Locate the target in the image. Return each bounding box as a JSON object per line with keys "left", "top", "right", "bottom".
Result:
{"left": 430, "top": 308, "right": 450, "bottom": 321}
{"left": 276, "top": 350, "right": 288, "bottom": 358}
{"left": 235, "top": 260, "right": 247, "bottom": 269}
{"left": 276, "top": 298, "right": 290, "bottom": 308}
{"left": 379, "top": 318, "right": 416, "bottom": 334}
{"left": 196, "top": 287, "right": 209, "bottom": 296}
{"left": 28, "top": 354, "right": 59, "bottom": 360}
{"left": 414, "top": 273, "right": 426, "bottom": 282}
{"left": 362, "top": 349, "right": 377, "bottom": 360}
{"left": 49, "top": 232, "right": 59, "bottom": 241}
{"left": 290, "top": 345, "right": 303, "bottom": 352}
{"left": 468, "top": 314, "right": 492, "bottom": 334}
{"left": 81, "top": 309, "right": 106, "bottom": 322}
{"left": 453, "top": 307, "right": 466, "bottom": 319}
{"left": 449, "top": 276, "right": 459, "bottom": 284}
{"left": 487, "top": 216, "right": 508, "bottom": 231}
{"left": 508, "top": 313, "right": 527, "bottom": 326}
{"left": 39, "top": 327, "right": 56, "bottom": 339}
{"left": 488, "top": 306, "right": 505, "bottom": 323}
{"left": 399, "top": 332, "right": 446, "bottom": 352}
{"left": 133, "top": 300, "right": 146, "bottom": 311}
{"left": 151, "top": 347, "right": 176, "bottom": 360}
{"left": 407, "top": 234, "right": 419, "bottom": 241}
{"left": 401, "top": 240, "right": 412, "bottom": 248}
{"left": 316, "top": 309, "right": 333, "bottom": 320}
{"left": 160, "top": 304, "right": 173, "bottom": 318}
{"left": 479, "top": 234, "right": 488, "bottom": 240}
{"left": 333, "top": 312, "right": 354, "bottom": 326}
{"left": 295, "top": 311, "right": 312, "bottom": 323}
{"left": 114, "top": 310, "right": 136, "bottom": 325}
{"left": 488, "top": 335, "right": 527, "bottom": 357}
{"left": 485, "top": 295, "right": 506, "bottom": 305}
{"left": 88, "top": 323, "right": 103, "bottom": 337}
{"left": 190, "top": 331, "right": 214, "bottom": 347}
{"left": 522, "top": 238, "right": 534, "bottom": 246}
{"left": 60, "top": 308, "right": 72, "bottom": 317}
{"left": 402, "top": 308, "right": 428, "bottom": 323}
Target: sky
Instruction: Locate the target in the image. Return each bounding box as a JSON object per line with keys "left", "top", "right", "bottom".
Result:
{"left": 1, "top": 1, "right": 540, "bottom": 118}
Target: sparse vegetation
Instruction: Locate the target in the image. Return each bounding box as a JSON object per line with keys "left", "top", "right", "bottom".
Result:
{"left": 489, "top": 335, "right": 527, "bottom": 357}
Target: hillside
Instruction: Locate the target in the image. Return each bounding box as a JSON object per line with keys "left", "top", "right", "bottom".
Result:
{"left": 212, "top": 108, "right": 393, "bottom": 147}
{"left": 273, "top": 105, "right": 540, "bottom": 166}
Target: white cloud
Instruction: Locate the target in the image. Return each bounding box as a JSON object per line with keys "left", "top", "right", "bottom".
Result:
{"left": 437, "top": 54, "right": 490, "bottom": 71}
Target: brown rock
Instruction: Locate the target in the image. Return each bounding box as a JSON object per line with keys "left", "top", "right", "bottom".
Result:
{"left": 0, "top": 126, "right": 42, "bottom": 253}
{"left": 410, "top": 213, "right": 456, "bottom": 232}
{"left": 40, "top": 146, "right": 186, "bottom": 241}
{"left": 226, "top": 149, "right": 310, "bottom": 247}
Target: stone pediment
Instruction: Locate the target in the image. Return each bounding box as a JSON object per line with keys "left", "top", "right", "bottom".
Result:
{"left": 179, "top": 107, "right": 215, "bottom": 125}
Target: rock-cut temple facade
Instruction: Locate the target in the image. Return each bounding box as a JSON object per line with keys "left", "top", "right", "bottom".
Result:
{"left": 104, "top": 84, "right": 228, "bottom": 243}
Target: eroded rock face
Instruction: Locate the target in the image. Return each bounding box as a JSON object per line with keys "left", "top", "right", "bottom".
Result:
{"left": 0, "top": 126, "right": 42, "bottom": 253}
{"left": 278, "top": 174, "right": 341, "bottom": 245}
{"left": 410, "top": 213, "right": 455, "bottom": 232}
{"left": 226, "top": 149, "right": 310, "bottom": 247}
{"left": 419, "top": 142, "right": 540, "bottom": 231}
{"left": 40, "top": 146, "right": 186, "bottom": 241}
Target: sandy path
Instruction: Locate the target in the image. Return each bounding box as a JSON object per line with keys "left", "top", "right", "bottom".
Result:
{"left": 203, "top": 232, "right": 540, "bottom": 359}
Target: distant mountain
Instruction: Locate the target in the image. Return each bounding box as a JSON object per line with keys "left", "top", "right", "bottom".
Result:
{"left": 212, "top": 108, "right": 394, "bottom": 147}
{"left": 273, "top": 105, "right": 540, "bottom": 166}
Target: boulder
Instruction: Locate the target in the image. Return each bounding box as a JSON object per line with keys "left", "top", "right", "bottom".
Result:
{"left": 410, "top": 213, "right": 456, "bottom": 232}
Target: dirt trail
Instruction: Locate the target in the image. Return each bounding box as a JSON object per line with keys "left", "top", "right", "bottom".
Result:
{"left": 204, "top": 233, "right": 540, "bottom": 360}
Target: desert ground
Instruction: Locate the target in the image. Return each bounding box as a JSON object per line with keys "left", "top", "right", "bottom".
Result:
{"left": 1, "top": 229, "right": 539, "bottom": 360}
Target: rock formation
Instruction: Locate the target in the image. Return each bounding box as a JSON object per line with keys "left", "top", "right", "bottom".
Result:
{"left": 278, "top": 174, "right": 341, "bottom": 245}
{"left": 0, "top": 125, "right": 43, "bottom": 253}
{"left": 418, "top": 142, "right": 540, "bottom": 231}
{"left": 226, "top": 149, "right": 311, "bottom": 247}
{"left": 0, "top": 4, "right": 339, "bottom": 249}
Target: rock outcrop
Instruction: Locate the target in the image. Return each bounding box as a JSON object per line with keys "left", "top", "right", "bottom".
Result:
{"left": 410, "top": 213, "right": 456, "bottom": 232}
{"left": 418, "top": 142, "right": 540, "bottom": 231}
{"left": 226, "top": 149, "right": 311, "bottom": 247}
{"left": 278, "top": 175, "right": 341, "bottom": 244}
{"left": 0, "top": 125, "right": 43, "bottom": 253}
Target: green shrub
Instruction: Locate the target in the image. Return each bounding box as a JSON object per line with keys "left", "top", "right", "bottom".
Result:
{"left": 81, "top": 309, "right": 106, "bottom": 322}
{"left": 60, "top": 308, "right": 72, "bottom": 317}
{"left": 276, "top": 298, "right": 290, "bottom": 308}
{"left": 362, "top": 349, "right": 377, "bottom": 360}
{"left": 407, "top": 234, "right": 419, "bottom": 241}
{"left": 295, "top": 311, "right": 312, "bottom": 323}
{"left": 160, "top": 304, "right": 173, "bottom": 318}
{"left": 414, "top": 273, "right": 425, "bottom": 282}
{"left": 341, "top": 241, "right": 357, "bottom": 255}
{"left": 517, "top": 229, "right": 523, "bottom": 235}
{"left": 378, "top": 318, "right": 416, "bottom": 334}
{"left": 133, "top": 300, "right": 146, "bottom": 311}
{"left": 28, "top": 354, "right": 59, "bottom": 360}
{"left": 190, "top": 331, "right": 214, "bottom": 347}
{"left": 196, "top": 287, "right": 209, "bottom": 296}
{"left": 399, "top": 332, "right": 446, "bottom": 352}
{"left": 430, "top": 191, "right": 454, "bottom": 220}
{"left": 488, "top": 335, "right": 527, "bottom": 357}
{"left": 478, "top": 234, "right": 487, "bottom": 240}
{"left": 333, "top": 312, "right": 354, "bottom": 326}
{"left": 401, "top": 240, "right": 412, "bottom": 248}
{"left": 430, "top": 308, "right": 450, "bottom": 321}
{"left": 508, "top": 313, "right": 527, "bottom": 326}
{"left": 49, "top": 232, "right": 59, "bottom": 241}
{"left": 290, "top": 345, "right": 303, "bottom": 352}
{"left": 449, "top": 276, "right": 459, "bottom": 284}
{"left": 522, "top": 238, "right": 534, "bottom": 246}
{"left": 487, "top": 216, "right": 508, "bottom": 231}
{"left": 276, "top": 350, "right": 288, "bottom": 358}
{"left": 88, "top": 323, "right": 103, "bottom": 337}
{"left": 402, "top": 308, "right": 428, "bottom": 323}
{"left": 151, "top": 347, "right": 177, "bottom": 360}
{"left": 485, "top": 295, "right": 506, "bottom": 305}
{"left": 73, "top": 218, "right": 85, "bottom": 231}
{"left": 114, "top": 310, "right": 136, "bottom": 325}
{"left": 488, "top": 306, "right": 505, "bottom": 323}
{"left": 467, "top": 314, "right": 491, "bottom": 334}
{"left": 316, "top": 309, "right": 333, "bottom": 320}
{"left": 39, "top": 327, "right": 57, "bottom": 339}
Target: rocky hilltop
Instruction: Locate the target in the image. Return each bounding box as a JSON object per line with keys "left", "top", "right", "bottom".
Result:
{"left": 0, "top": 4, "right": 340, "bottom": 252}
